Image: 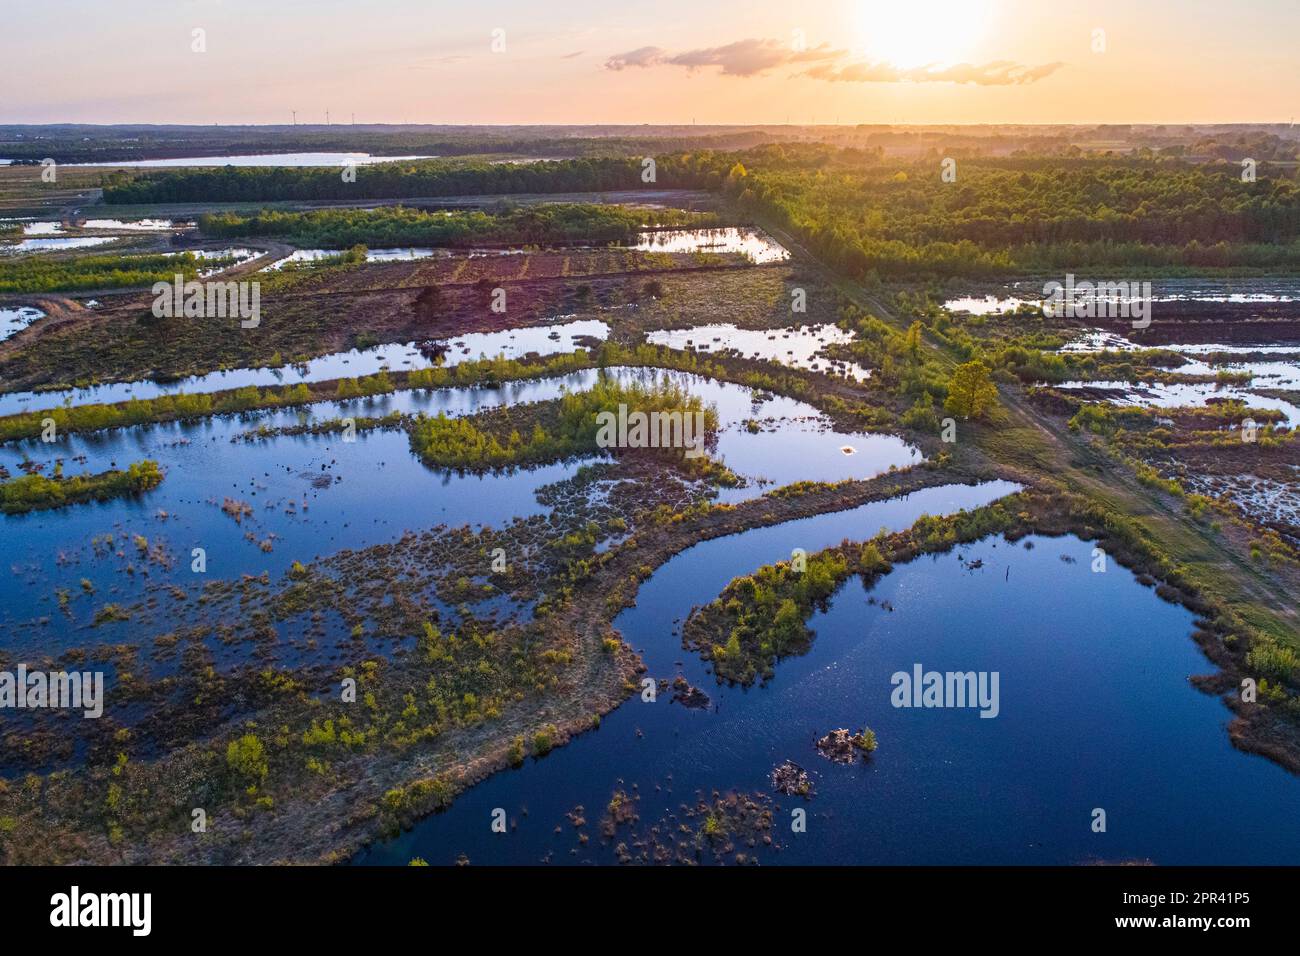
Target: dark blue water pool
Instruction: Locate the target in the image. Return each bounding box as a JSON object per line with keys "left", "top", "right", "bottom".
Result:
{"left": 354, "top": 486, "right": 1300, "bottom": 865}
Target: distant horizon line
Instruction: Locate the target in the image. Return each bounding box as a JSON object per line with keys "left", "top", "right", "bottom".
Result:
{"left": 1, "top": 120, "right": 1296, "bottom": 131}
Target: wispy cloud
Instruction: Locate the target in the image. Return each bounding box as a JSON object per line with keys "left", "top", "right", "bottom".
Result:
{"left": 604, "top": 46, "right": 669, "bottom": 71}
{"left": 804, "top": 59, "right": 1066, "bottom": 85}
{"left": 604, "top": 37, "right": 1064, "bottom": 86}
{"left": 669, "top": 39, "right": 843, "bottom": 76}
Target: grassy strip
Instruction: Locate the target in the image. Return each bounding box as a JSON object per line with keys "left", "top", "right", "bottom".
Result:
{"left": 0, "top": 340, "right": 897, "bottom": 445}
{"left": 0, "top": 251, "right": 238, "bottom": 294}
{"left": 0, "top": 460, "right": 163, "bottom": 514}
{"left": 0, "top": 383, "right": 317, "bottom": 443}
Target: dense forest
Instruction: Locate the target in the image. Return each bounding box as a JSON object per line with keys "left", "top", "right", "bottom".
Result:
{"left": 103, "top": 155, "right": 730, "bottom": 204}
{"left": 713, "top": 145, "right": 1300, "bottom": 276}
{"left": 198, "top": 203, "right": 707, "bottom": 247}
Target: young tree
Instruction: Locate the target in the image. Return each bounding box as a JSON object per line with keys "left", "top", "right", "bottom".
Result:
{"left": 226, "top": 734, "right": 268, "bottom": 784}
{"left": 903, "top": 320, "right": 923, "bottom": 363}
{"left": 944, "top": 360, "right": 998, "bottom": 420}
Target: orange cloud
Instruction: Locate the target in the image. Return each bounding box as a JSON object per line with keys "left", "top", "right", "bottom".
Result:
{"left": 604, "top": 37, "right": 1064, "bottom": 86}
{"left": 605, "top": 38, "right": 842, "bottom": 77}
{"left": 603, "top": 46, "right": 669, "bottom": 71}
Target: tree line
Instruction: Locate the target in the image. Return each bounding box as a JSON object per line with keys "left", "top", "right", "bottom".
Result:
{"left": 721, "top": 145, "right": 1300, "bottom": 277}
{"left": 104, "top": 155, "right": 731, "bottom": 204}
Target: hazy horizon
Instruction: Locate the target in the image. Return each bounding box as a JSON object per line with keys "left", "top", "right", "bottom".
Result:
{"left": 5, "top": 0, "right": 1297, "bottom": 127}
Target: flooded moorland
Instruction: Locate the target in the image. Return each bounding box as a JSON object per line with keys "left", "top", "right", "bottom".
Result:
{"left": 1, "top": 365, "right": 919, "bottom": 653}
{"left": 1, "top": 178, "right": 1297, "bottom": 869}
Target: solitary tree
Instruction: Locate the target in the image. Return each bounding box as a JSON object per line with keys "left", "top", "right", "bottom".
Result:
{"left": 226, "top": 733, "right": 268, "bottom": 784}
{"left": 944, "top": 360, "right": 998, "bottom": 420}
{"left": 903, "top": 320, "right": 924, "bottom": 363}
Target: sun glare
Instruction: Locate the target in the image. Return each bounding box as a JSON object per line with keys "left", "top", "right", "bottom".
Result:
{"left": 854, "top": 0, "right": 995, "bottom": 69}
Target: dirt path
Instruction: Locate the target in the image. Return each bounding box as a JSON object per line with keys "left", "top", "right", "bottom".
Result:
{"left": 762, "top": 210, "right": 1299, "bottom": 636}
{"left": 0, "top": 240, "right": 293, "bottom": 359}
{"left": 1001, "top": 382, "right": 1299, "bottom": 621}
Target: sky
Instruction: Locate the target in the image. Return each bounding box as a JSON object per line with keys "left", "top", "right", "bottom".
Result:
{"left": 2, "top": 0, "right": 1297, "bottom": 126}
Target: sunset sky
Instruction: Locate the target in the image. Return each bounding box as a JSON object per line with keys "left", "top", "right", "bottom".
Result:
{"left": 4, "top": 0, "right": 1297, "bottom": 125}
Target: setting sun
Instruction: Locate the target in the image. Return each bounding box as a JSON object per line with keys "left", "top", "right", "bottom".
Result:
{"left": 854, "top": 0, "right": 997, "bottom": 67}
